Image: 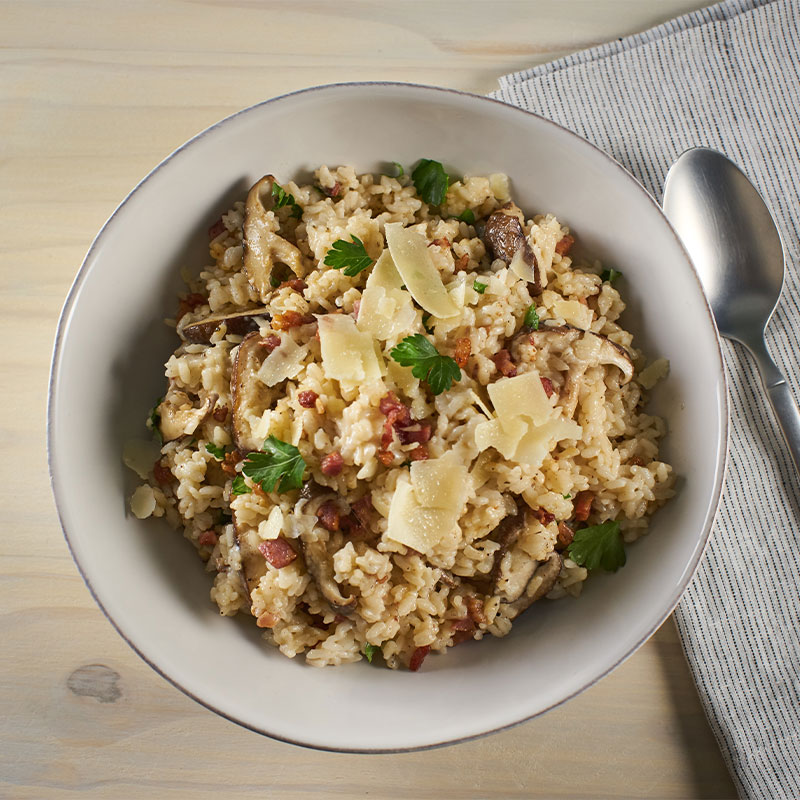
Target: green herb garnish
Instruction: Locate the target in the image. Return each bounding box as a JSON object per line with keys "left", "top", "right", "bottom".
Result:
{"left": 323, "top": 235, "right": 374, "bottom": 277}
{"left": 390, "top": 334, "right": 461, "bottom": 395}
{"left": 242, "top": 436, "right": 306, "bottom": 494}
{"left": 271, "top": 181, "right": 302, "bottom": 218}
{"left": 473, "top": 280, "right": 488, "bottom": 294}
{"left": 231, "top": 475, "right": 251, "bottom": 495}
{"left": 148, "top": 397, "right": 163, "bottom": 443}
{"left": 363, "top": 643, "right": 380, "bottom": 663}
{"left": 600, "top": 268, "right": 622, "bottom": 284}
{"left": 205, "top": 442, "right": 226, "bottom": 460}
{"left": 391, "top": 161, "right": 404, "bottom": 178}
{"left": 567, "top": 521, "right": 626, "bottom": 572}
{"left": 563, "top": 493, "right": 572, "bottom": 500}
{"left": 457, "top": 209, "right": 475, "bottom": 224}
{"left": 411, "top": 159, "right": 450, "bottom": 205}
{"left": 523, "top": 305, "right": 540, "bottom": 330}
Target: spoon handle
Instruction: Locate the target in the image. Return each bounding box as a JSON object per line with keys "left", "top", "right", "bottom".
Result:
{"left": 748, "top": 337, "right": 800, "bottom": 476}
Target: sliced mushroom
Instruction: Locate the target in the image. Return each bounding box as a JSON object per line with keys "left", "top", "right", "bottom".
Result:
{"left": 179, "top": 309, "right": 267, "bottom": 344}
{"left": 299, "top": 529, "right": 356, "bottom": 615}
{"left": 157, "top": 384, "right": 218, "bottom": 442}
{"left": 243, "top": 175, "right": 306, "bottom": 300}
{"left": 230, "top": 332, "right": 273, "bottom": 452}
{"left": 483, "top": 203, "right": 541, "bottom": 294}
{"left": 502, "top": 551, "right": 563, "bottom": 621}
{"left": 594, "top": 334, "right": 634, "bottom": 384}
{"left": 230, "top": 515, "right": 266, "bottom": 612}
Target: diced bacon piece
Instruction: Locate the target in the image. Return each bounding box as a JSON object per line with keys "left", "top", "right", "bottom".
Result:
{"left": 350, "top": 494, "right": 373, "bottom": 528}
{"left": 352, "top": 299, "right": 361, "bottom": 320}
{"left": 397, "top": 424, "right": 432, "bottom": 445}
{"left": 555, "top": 234, "right": 575, "bottom": 256}
{"left": 492, "top": 349, "right": 518, "bottom": 377}
{"left": 221, "top": 449, "right": 242, "bottom": 476}
{"left": 450, "top": 617, "right": 475, "bottom": 645}
{"left": 198, "top": 530, "right": 218, "bottom": 547}
{"left": 208, "top": 218, "right": 226, "bottom": 240}
{"left": 409, "top": 445, "right": 429, "bottom": 461}
{"left": 540, "top": 377, "right": 555, "bottom": 398}
{"left": 153, "top": 459, "right": 172, "bottom": 485}
{"left": 429, "top": 237, "right": 451, "bottom": 249}
{"left": 532, "top": 507, "right": 555, "bottom": 526}
{"left": 259, "top": 334, "right": 281, "bottom": 352}
{"left": 256, "top": 611, "right": 277, "bottom": 628}
{"left": 321, "top": 181, "right": 341, "bottom": 199}
{"left": 297, "top": 390, "right": 319, "bottom": 408}
{"left": 409, "top": 645, "right": 431, "bottom": 672}
{"left": 212, "top": 405, "right": 229, "bottom": 422}
{"left": 556, "top": 521, "right": 575, "bottom": 551}
{"left": 177, "top": 292, "right": 206, "bottom": 322}
{"left": 466, "top": 595, "right": 487, "bottom": 626}
{"left": 271, "top": 311, "right": 314, "bottom": 331}
{"left": 316, "top": 501, "right": 341, "bottom": 532}
{"left": 454, "top": 337, "right": 471, "bottom": 369}
{"left": 629, "top": 456, "right": 646, "bottom": 467}
{"left": 377, "top": 450, "right": 395, "bottom": 466}
{"left": 573, "top": 490, "right": 593, "bottom": 522}
{"left": 454, "top": 253, "right": 470, "bottom": 271}
{"left": 320, "top": 451, "right": 344, "bottom": 476}
{"left": 258, "top": 538, "right": 297, "bottom": 568}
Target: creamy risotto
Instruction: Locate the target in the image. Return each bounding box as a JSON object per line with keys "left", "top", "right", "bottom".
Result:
{"left": 127, "top": 161, "right": 674, "bottom": 670}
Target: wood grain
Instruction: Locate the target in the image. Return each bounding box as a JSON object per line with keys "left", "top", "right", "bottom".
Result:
{"left": 1, "top": 1, "right": 736, "bottom": 797}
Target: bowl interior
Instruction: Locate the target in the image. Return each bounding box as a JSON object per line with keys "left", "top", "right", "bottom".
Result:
{"left": 50, "top": 83, "right": 726, "bottom": 751}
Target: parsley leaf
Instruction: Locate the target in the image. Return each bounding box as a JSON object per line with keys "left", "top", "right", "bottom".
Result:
{"left": 390, "top": 334, "right": 461, "bottom": 395}
{"left": 205, "top": 442, "right": 226, "bottom": 460}
{"left": 242, "top": 436, "right": 306, "bottom": 493}
{"left": 148, "top": 397, "right": 163, "bottom": 443}
{"left": 567, "top": 521, "right": 626, "bottom": 572}
{"left": 231, "top": 475, "right": 251, "bottom": 495}
{"left": 457, "top": 209, "right": 475, "bottom": 224}
{"left": 323, "top": 235, "right": 374, "bottom": 277}
{"left": 473, "top": 280, "right": 487, "bottom": 294}
{"left": 271, "top": 181, "right": 303, "bottom": 219}
{"left": 600, "top": 268, "right": 622, "bottom": 284}
{"left": 563, "top": 493, "right": 572, "bottom": 500}
{"left": 412, "top": 159, "right": 450, "bottom": 205}
{"left": 523, "top": 305, "right": 540, "bottom": 330}
{"left": 363, "top": 643, "right": 380, "bottom": 663}
{"left": 392, "top": 161, "right": 404, "bottom": 178}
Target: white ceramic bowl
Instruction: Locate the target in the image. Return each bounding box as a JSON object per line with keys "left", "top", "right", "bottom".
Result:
{"left": 49, "top": 83, "right": 727, "bottom": 751}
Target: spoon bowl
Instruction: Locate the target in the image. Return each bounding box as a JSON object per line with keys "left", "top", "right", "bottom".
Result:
{"left": 664, "top": 146, "right": 800, "bottom": 474}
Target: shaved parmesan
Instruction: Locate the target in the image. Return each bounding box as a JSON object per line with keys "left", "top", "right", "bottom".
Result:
{"left": 366, "top": 249, "right": 405, "bottom": 291}
{"left": 257, "top": 336, "right": 307, "bottom": 387}
{"left": 385, "top": 223, "right": 458, "bottom": 318}
{"left": 131, "top": 485, "right": 156, "bottom": 519}
{"left": 513, "top": 418, "right": 582, "bottom": 469}
{"left": 488, "top": 370, "right": 553, "bottom": 426}
{"left": 357, "top": 284, "right": 416, "bottom": 340}
{"left": 474, "top": 416, "right": 527, "bottom": 459}
{"left": 123, "top": 438, "right": 161, "bottom": 479}
{"left": 553, "top": 299, "right": 593, "bottom": 331}
{"left": 410, "top": 453, "right": 469, "bottom": 511}
{"left": 318, "top": 314, "right": 384, "bottom": 385}
{"left": 509, "top": 247, "right": 537, "bottom": 284}
{"left": 385, "top": 476, "right": 458, "bottom": 554}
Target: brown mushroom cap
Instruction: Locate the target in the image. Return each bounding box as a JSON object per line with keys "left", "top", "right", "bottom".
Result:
{"left": 483, "top": 203, "right": 541, "bottom": 294}
{"left": 230, "top": 332, "right": 274, "bottom": 452}
{"left": 179, "top": 309, "right": 267, "bottom": 344}
{"left": 243, "top": 175, "right": 306, "bottom": 300}
{"left": 502, "top": 551, "right": 563, "bottom": 621}
{"left": 157, "top": 385, "right": 218, "bottom": 442}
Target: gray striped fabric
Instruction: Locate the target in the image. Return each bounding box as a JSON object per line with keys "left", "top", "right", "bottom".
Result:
{"left": 492, "top": 2, "right": 800, "bottom": 797}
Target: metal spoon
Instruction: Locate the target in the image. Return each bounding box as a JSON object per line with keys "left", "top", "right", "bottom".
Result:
{"left": 663, "top": 146, "right": 800, "bottom": 474}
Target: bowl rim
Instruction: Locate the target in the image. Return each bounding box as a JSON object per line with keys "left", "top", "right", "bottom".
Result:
{"left": 47, "top": 80, "right": 729, "bottom": 752}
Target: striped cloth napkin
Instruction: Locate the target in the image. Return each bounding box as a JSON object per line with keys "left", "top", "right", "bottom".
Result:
{"left": 492, "top": 1, "right": 800, "bottom": 797}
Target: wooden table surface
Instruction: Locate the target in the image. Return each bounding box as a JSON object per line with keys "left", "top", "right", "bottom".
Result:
{"left": 2, "top": 2, "right": 738, "bottom": 797}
